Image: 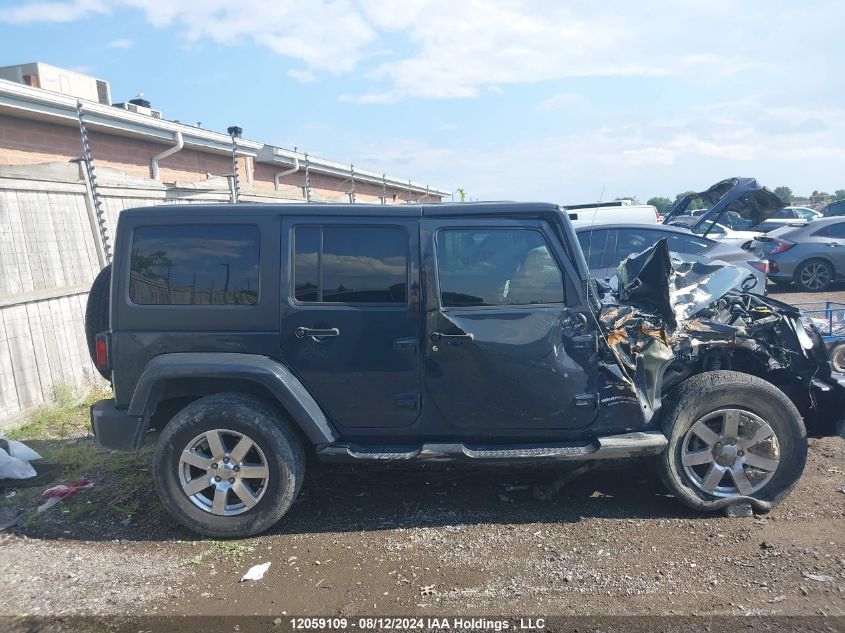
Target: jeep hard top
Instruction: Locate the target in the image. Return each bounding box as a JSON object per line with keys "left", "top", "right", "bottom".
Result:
{"left": 86, "top": 202, "right": 845, "bottom": 536}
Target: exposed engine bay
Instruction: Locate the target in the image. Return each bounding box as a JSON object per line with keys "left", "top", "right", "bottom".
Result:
{"left": 596, "top": 239, "right": 842, "bottom": 431}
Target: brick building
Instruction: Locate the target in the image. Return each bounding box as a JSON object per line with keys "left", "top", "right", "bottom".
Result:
{"left": 0, "top": 62, "right": 447, "bottom": 205}
{"left": 0, "top": 62, "right": 448, "bottom": 424}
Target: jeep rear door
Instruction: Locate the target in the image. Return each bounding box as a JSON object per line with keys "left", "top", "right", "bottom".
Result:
{"left": 421, "top": 218, "right": 599, "bottom": 432}
{"left": 280, "top": 218, "right": 422, "bottom": 429}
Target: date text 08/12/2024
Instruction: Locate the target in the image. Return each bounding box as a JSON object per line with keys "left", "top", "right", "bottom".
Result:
{"left": 289, "top": 617, "right": 546, "bottom": 631}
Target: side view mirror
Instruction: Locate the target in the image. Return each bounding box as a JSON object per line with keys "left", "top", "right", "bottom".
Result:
{"left": 741, "top": 274, "right": 758, "bottom": 292}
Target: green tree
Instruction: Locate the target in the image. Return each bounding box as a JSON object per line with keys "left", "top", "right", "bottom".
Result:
{"left": 130, "top": 249, "right": 172, "bottom": 277}
{"left": 456, "top": 187, "right": 467, "bottom": 203}
{"left": 675, "top": 191, "right": 705, "bottom": 210}
{"left": 832, "top": 189, "right": 845, "bottom": 202}
{"left": 773, "top": 186, "right": 793, "bottom": 204}
{"left": 647, "top": 196, "right": 672, "bottom": 215}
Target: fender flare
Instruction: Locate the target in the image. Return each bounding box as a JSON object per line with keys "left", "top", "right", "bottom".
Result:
{"left": 128, "top": 352, "right": 339, "bottom": 445}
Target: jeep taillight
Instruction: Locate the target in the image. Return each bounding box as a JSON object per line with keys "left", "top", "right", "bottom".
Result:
{"left": 95, "top": 332, "right": 111, "bottom": 373}
{"left": 770, "top": 239, "right": 795, "bottom": 254}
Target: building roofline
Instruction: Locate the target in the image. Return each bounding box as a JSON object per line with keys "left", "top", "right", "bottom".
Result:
{"left": 0, "top": 77, "right": 450, "bottom": 197}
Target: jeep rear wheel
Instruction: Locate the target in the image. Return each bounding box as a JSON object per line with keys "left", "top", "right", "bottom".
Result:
{"left": 153, "top": 394, "right": 304, "bottom": 537}
{"left": 658, "top": 371, "right": 806, "bottom": 513}
{"left": 84, "top": 264, "right": 111, "bottom": 379}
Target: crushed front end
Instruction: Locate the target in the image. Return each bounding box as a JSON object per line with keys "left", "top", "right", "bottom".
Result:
{"left": 595, "top": 239, "right": 845, "bottom": 434}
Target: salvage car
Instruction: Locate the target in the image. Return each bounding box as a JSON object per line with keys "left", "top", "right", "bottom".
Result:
{"left": 573, "top": 222, "right": 768, "bottom": 293}
{"left": 664, "top": 178, "right": 786, "bottom": 249}
{"left": 750, "top": 217, "right": 845, "bottom": 291}
{"left": 86, "top": 202, "right": 845, "bottom": 537}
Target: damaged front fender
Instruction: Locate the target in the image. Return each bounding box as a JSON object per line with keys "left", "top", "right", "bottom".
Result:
{"left": 596, "top": 238, "right": 839, "bottom": 428}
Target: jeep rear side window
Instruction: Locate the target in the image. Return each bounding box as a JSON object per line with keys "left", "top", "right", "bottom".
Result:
{"left": 129, "top": 224, "right": 260, "bottom": 306}
{"left": 436, "top": 228, "right": 564, "bottom": 307}
{"left": 293, "top": 227, "right": 408, "bottom": 304}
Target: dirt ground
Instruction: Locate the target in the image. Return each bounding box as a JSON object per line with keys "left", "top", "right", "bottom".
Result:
{"left": 0, "top": 284, "right": 843, "bottom": 621}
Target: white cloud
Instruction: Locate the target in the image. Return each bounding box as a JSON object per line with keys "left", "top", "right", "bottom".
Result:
{"left": 343, "top": 93, "right": 845, "bottom": 201}
{"left": 287, "top": 68, "right": 316, "bottom": 83}
{"left": 106, "top": 37, "right": 133, "bottom": 48}
{"left": 1, "top": 0, "right": 108, "bottom": 23}
{"left": 536, "top": 93, "right": 585, "bottom": 111}
{"left": 4, "top": 0, "right": 844, "bottom": 101}
{"left": 120, "top": 0, "right": 376, "bottom": 73}
{"left": 4, "top": 0, "right": 844, "bottom": 199}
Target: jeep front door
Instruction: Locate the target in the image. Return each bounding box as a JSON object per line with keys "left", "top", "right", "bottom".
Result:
{"left": 422, "top": 219, "right": 598, "bottom": 432}
{"left": 280, "top": 219, "right": 421, "bottom": 429}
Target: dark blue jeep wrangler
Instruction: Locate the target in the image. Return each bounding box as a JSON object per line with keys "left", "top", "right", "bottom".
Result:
{"left": 86, "top": 202, "right": 845, "bottom": 536}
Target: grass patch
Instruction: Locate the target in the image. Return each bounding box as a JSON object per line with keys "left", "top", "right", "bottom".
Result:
{"left": 2, "top": 384, "right": 166, "bottom": 539}
{"left": 181, "top": 540, "right": 253, "bottom": 568}
{"left": 214, "top": 540, "right": 249, "bottom": 562}
{"left": 7, "top": 384, "right": 110, "bottom": 441}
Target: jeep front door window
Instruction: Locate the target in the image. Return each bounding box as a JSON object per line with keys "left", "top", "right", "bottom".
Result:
{"left": 423, "top": 221, "right": 598, "bottom": 432}
{"left": 436, "top": 229, "right": 563, "bottom": 307}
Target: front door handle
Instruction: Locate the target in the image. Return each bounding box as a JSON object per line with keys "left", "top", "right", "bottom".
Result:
{"left": 431, "top": 331, "right": 474, "bottom": 344}
{"left": 295, "top": 327, "right": 340, "bottom": 339}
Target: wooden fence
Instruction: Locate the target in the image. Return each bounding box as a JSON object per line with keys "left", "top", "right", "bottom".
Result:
{"left": 0, "top": 161, "right": 311, "bottom": 427}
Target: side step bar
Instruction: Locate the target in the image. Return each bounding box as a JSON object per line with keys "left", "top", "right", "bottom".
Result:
{"left": 316, "top": 431, "right": 667, "bottom": 463}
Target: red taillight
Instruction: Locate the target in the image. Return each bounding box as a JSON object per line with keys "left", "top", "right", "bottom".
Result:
{"left": 748, "top": 260, "right": 770, "bottom": 274}
{"left": 770, "top": 239, "right": 795, "bottom": 254}
{"left": 95, "top": 333, "right": 110, "bottom": 371}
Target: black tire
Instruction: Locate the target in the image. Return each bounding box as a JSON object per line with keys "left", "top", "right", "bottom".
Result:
{"left": 830, "top": 340, "right": 845, "bottom": 374}
{"left": 153, "top": 394, "right": 305, "bottom": 538}
{"left": 85, "top": 264, "right": 111, "bottom": 379}
{"left": 658, "top": 371, "right": 807, "bottom": 513}
{"left": 794, "top": 258, "right": 834, "bottom": 292}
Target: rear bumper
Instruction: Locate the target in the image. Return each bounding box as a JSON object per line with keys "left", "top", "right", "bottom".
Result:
{"left": 766, "top": 271, "right": 793, "bottom": 283}
{"left": 90, "top": 399, "right": 146, "bottom": 451}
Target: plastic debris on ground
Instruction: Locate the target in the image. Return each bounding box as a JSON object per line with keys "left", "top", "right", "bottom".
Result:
{"left": 0, "top": 436, "right": 42, "bottom": 480}
{"left": 240, "top": 562, "right": 271, "bottom": 582}
{"left": 37, "top": 480, "right": 94, "bottom": 513}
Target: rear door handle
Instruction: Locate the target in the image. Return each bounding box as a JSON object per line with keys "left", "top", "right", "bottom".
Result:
{"left": 431, "top": 331, "right": 474, "bottom": 344}
{"left": 295, "top": 327, "right": 340, "bottom": 339}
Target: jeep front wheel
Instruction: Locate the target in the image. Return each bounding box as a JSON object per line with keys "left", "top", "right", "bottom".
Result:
{"left": 153, "top": 394, "right": 304, "bottom": 537}
{"left": 658, "top": 371, "right": 807, "bottom": 513}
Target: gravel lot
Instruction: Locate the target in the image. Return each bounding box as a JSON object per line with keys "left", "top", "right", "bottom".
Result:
{"left": 1, "top": 283, "right": 843, "bottom": 620}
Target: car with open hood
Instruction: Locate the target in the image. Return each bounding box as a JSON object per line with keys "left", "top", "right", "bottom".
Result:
{"left": 86, "top": 202, "right": 845, "bottom": 537}
{"left": 664, "top": 178, "right": 786, "bottom": 249}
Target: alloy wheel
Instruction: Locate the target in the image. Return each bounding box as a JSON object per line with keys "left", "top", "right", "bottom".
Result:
{"left": 681, "top": 409, "right": 780, "bottom": 498}
{"left": 178, "top": 429, "right": 270, "bottom": 516}
{"left": 799, "top": 262, "right": 831, "bottom": 291}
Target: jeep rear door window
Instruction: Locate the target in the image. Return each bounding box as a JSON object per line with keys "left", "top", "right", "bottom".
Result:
{"left": 293, "top": 227, "right": 408, "bottom": 304}
{"left": 436, "top": 228, "right": 563, "bottom": 307}
{"left": 129, "top": 224, "right": 259, "bottom": 305}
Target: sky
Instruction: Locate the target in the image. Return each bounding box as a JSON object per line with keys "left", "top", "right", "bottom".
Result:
{"left": 1, "top": 0, "right": 844, "bottom": 204}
